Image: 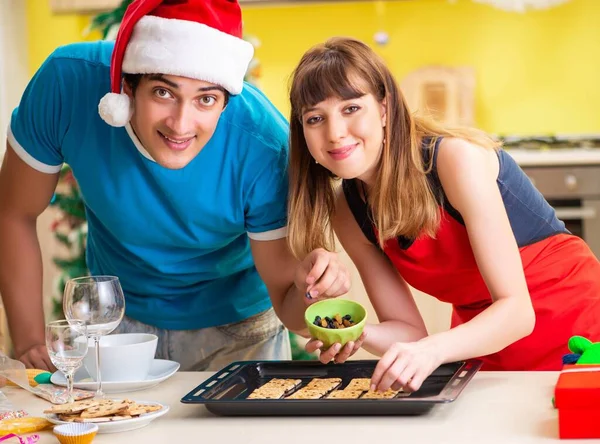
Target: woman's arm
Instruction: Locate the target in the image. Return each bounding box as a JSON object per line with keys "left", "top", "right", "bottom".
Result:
{"left": 309, "top": 186, "right": 429, "bottom": 363}
{"left": 426, "top": 137, "right": 535, "bottom": 361}
{"left": 370, "top": 138, "right": 535, "bottom": 393}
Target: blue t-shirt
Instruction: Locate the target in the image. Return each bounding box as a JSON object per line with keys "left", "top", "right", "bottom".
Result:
{"left": 8, "top": 41, "right": 290, "bottom": 330}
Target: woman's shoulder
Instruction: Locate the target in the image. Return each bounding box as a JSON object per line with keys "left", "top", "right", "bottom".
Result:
{"left": 435, "top": 137, "right": 499, "bottom": 177}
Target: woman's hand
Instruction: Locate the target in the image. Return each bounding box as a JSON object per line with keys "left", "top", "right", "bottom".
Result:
{"left": 370, "top": 339, "right": 443, "bottom": 393}
{"left": 305, "top": 332, "right": 367, "bottom": 364}
{"left": 295, "top": 248, "right": 351, "bottom": 300}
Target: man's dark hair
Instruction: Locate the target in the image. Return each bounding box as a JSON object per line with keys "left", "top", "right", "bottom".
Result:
{"left": 124, "top": 73, "right": 145, "bottom": 95}
{"left": 123, "top": 74, "right": 230, "bottom": 107}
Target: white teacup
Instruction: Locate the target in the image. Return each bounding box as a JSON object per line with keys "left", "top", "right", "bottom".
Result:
{"left": 83, "top": 333, "right": 158, "bottom": 382}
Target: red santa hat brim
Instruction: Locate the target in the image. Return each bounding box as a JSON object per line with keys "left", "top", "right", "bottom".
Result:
{"left": 123, "top": 15, "right": 253, "bottom": 94}
{"left": 98, "top": 0, "right": 254, "bottom": 128}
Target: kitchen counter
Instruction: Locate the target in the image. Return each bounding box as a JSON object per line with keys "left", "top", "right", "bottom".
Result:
{"left": 1, "top": 371, "right": 577, "bottom": 444}
{"left": 506, "top": 148, "right": 600, "bottom": 167}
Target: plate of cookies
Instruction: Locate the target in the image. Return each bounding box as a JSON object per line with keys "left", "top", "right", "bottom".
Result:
{"left": 43, "top": 398, "right": 169, "bottom": 433}
{"left": 181, "top": 359, "right": 482, "bottom": 416}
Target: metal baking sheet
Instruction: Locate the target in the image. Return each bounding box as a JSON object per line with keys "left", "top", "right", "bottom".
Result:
{"left": 181, "top": 359, "right": 482, "bottom": 416}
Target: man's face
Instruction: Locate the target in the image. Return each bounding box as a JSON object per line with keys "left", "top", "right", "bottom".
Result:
{"left": 125, "top": 74, "right": 228, "bottom": 170}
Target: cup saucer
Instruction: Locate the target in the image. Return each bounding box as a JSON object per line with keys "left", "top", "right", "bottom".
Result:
{"left": 50, "top": 359, "right": 180, "bottom": 393}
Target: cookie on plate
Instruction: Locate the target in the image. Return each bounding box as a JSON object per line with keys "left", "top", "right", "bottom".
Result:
{"left": 43, "top": 399, "right": 102, "bottom": 415}
{"left": 48, "top": 399, "right": 164, "bottom": 423}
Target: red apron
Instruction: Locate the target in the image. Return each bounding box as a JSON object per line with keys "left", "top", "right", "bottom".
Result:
{"left": 383, "top": 209, "right": 600, "bottom": 371}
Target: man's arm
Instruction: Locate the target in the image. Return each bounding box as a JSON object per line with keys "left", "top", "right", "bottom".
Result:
{"left": 250, "top": 238, "right": 350, "bottom": 336}
{"left": 0, "top": 143, "right": 59, "bottom": 369}
{"left": 250, "top": 238, "right": 307, "bottom": 335}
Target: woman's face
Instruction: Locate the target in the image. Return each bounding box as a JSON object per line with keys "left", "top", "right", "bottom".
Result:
{"left": 301, "top": 92, "right": 386, "bottom": 183}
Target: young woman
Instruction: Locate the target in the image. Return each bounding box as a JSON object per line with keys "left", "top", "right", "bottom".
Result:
{"left": 287, "top": 37, "right": 600, "bottom": 393}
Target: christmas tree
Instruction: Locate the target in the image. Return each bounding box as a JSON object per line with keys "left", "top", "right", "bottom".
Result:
{"left": 50, "top": 0, "right": 313, "bottom": 360}
{"left": 49, "top": 165, "right": 88, "bottom": 319}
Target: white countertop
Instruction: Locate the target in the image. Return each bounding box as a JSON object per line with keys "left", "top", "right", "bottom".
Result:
{"left": 2, "top": 371, "right": 582, "bottom": 444}
{"left": 506, "top": 148, "right": 600, "bottom": 167}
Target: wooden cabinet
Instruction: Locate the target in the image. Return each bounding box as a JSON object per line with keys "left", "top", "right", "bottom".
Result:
{"left": 49, "top": 0, "right": 122, "bottom": 14}
{"left": 49, "top": 0, "right": 369, "bottom": 12}
{"left": 400, "top": 66, "right": 475, "bottom": 127}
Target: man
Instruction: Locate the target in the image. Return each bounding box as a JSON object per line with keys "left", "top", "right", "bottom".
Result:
{"left": 0, "top": 0, "right": 350, "bottom": 372}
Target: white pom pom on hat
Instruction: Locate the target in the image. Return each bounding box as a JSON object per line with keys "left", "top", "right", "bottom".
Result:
{"left": 98, "top": 0, "right": 254, "bottom": 127}
{"left": 98, "top": 92, "right": 133, "bottom": 127}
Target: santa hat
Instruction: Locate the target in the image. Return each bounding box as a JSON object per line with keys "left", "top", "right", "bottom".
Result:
{"left": 98, "top": 0, "right": 254, "bottom": 127}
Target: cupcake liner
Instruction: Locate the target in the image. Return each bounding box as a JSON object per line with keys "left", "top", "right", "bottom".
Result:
{"left": 53, "top": 423, "right": 98, "bottom": 444}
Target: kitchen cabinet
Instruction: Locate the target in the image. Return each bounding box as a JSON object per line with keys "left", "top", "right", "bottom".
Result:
{"left": 47, "top": 0, "right": 358, "bottom": 13}
{"left": 48, "top": 0, "right": 393, "bottom": 14}
{"left": 400, "top": 66, "right": 475, "bottom": 127}
{"left": 49, "top": 0, "right": 121, "bottom": 14}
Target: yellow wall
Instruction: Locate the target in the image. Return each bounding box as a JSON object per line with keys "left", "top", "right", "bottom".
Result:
{"left": 26, "top": 0, "right": 600, "bottom": 135}
{"left": 25, "top": 0, "right": 99, "bottom": 73}
{"left": 243, "top": 0, "right": 599, "bottom": 135}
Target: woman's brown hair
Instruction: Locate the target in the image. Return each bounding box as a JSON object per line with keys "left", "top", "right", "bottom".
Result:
{"left": 287, "top": 37, "right": 500, "bottom": 259}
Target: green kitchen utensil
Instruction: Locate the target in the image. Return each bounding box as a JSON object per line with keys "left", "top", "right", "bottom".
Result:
{"left": 304, "top": 299, "right": 367, "bottom": 349}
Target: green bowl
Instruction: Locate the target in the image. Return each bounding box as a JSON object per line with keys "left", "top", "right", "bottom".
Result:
{"left": 304, "top": 299, "right": 367, "bottom": 349}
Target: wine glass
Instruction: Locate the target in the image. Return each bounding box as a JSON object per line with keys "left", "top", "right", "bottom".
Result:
{"left": 45, "top": 319, "right": 88, "bottom": 403}
{"left": 63, "top": 276, "right": 125, "bottom": 398}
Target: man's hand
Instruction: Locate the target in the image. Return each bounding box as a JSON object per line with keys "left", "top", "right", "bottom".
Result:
{"left": 16, "top": 344, "right": 56, "bottom": 371}
{"left": 295, "top": 248, "right": 351, "bottom": 300}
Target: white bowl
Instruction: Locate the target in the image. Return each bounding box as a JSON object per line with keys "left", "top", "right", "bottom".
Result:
{"left": 83, "top": 333, "right": 157, "bottom": 382}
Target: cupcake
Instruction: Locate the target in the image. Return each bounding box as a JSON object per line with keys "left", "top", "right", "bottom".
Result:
{"left": 53, "top": 423, "right": 99, "bottom": 444}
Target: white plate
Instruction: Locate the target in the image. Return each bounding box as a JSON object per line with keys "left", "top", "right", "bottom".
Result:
{"left": 50, "top": 359, "right": 180, "bottom": 393}
{"left": 45, "top": 400, "right": 169, "bottom": 434}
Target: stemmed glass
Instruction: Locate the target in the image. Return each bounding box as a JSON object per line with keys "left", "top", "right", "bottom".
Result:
{"left": 62, "top": 276, "right": 125, "bottom": 398}
{"left": 45, "top": 319, "right": 88, "bottom": 403}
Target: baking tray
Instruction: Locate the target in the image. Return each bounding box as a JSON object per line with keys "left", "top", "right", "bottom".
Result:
{"left": 181, "top": 359, "right": 482, "bottom": 416}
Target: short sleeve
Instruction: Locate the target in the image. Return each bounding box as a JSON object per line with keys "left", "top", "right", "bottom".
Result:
{"left": 245, "top": 144, "right": 289, "bottom": 241}
{"left": 8, "top": 54, "right": 67, "bottom": 173}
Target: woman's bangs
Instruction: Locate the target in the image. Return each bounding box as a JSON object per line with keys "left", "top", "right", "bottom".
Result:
{"left": 294, "top": 56, "right": 367, "bottom": 113}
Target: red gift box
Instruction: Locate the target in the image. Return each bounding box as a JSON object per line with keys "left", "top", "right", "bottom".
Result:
{"left": 554, "top": 365, "right": 600, "bottom": 439}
